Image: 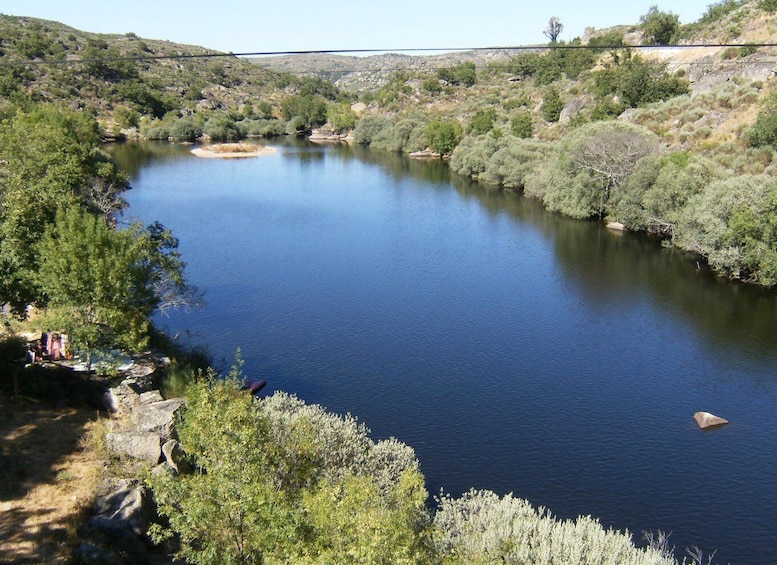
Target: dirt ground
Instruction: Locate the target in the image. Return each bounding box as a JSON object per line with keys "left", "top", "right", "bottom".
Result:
{"left": 0, "top": 391, "right": 105, "bottom": 563}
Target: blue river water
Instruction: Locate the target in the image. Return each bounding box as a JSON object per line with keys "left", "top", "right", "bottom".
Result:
{"left": 117, "top": 140, "right": 777, "bottom": 564}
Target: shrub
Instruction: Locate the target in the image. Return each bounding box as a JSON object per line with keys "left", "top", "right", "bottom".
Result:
{"left": 433, "top": 489, "right": 676, "bottom": 565}
{"left": 510, "top": 111, "right": 534, "bottom": 138}
{"left": 541, "top": 87, "right": 563, "bottom": 122}
{"left": 639, "top": 5, "right": 680, "bottom": 45}
{"left": 468, "top": 108, "right": 497, "bottom": 135}
{"left": 424, "top": 119, "right": 462, "bottom": 155}
{"left": 353, "top": 115, "right": 389, "bottom": 145}
{"left": 169, "top": 117, "right": 201, "bottom": 142}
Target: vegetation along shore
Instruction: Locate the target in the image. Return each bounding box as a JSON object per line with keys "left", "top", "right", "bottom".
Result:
{"left": 2, "top": 0, "right": 776, "bottom": 562}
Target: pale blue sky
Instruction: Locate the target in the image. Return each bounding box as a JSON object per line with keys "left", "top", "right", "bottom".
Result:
{"left": 3, "top": 0, "right": 712, "bottom": 54}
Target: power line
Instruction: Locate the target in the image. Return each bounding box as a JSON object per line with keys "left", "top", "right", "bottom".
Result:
{"left": 2, "top": 42, "right": 777, "bottom": 68}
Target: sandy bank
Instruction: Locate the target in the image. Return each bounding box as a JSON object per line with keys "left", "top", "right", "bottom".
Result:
{"left": 191, "top": 143, "right": 278, "bottom": 158}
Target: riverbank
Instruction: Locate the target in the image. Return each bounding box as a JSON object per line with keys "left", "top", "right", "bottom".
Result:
{"left": 190, "top": 142, "right": 277, "bottom": 158}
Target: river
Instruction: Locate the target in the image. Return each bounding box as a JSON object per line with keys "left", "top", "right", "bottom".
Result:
{"left": 114, "top": 139, "right": 777, "bottom": 564}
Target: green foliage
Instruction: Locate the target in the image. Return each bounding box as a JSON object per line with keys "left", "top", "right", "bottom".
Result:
{"left": 169, "top": 117, "right": 202, "bottom": 141}
{"left": 676, "top": 175, "right": 777, "bottom": 285}
{"left": 587, "top": 31, "right": 626, "bottom": 52}
{"left": 527, "top": 121, "right": 661, "bottom": 218}
{"left": 353, "top": 115, "right": 390, "bottom": 145}
{"left": 370, "top": 117, "right": 427, "bottom": 153}
{"left": 433, "top": 489, "right": 676, "bottom": 565}
{"left": 639, "top": 5, "right": 680, "bottom": 45}
{"left": 437, "top": 62, "right": 477, "bottom": 87}
{"left": 203, "top": 112, "right": 243, "bottom": 141}
{"left": 281, "top": 94, "right": 328, "bottom": 131}
{"left": 592, "top": 55, "right": 689, "bottom": 108}
{"left": 541, "top": 87, "right": 563, "bottom": 122}
{"left": 0, "top": 105, "right": 128, "bottom": 313}
{"left": 422, "top": 77, "right": 442, "bottom": 94}
{"left": 744, "top": 92, "right": 777, "bottom": 148}
{"left": 615, "top": 152, "right": 726, "bottom": 236}
{"left": 468, "top": 108, "right": 497, "bottom": 135}
{"left": 36, "top": 208, "right": 188, "bottom": 369}
{"left": 149, "top": 373, "right": 433, "bottom": 564}
{"left": 116, "top": 80, "right": 175, "bottom": 119}
{"left": 510, "top": 111, "right": 534, "bottom": 138}
{"left": 424, "top": 120, "right": 462, "bottom": 155}
{"left": 327, "top": 102, "right": 357, "bottom": 132}
{"left": 700, "top": 0, "right": 744, "bottom": 23}
{"left": 759, "top": 0, "right": 777, "bottom": 12}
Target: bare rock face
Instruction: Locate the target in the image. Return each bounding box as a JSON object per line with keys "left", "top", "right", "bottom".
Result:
{"left": 694, "top": 411, "right": 729, "bottom": 429}
{"left": 130, "top": 398, "right": 185, "bottom": 442}
{"left": 162, "top": 439, "right": 193, "bottom": 475}
{"left": 105, "top": 430, "right": 162, "bottom": 464}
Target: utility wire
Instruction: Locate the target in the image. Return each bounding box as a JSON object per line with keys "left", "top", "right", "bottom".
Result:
{"left": 2, "top": 42, "right": 777, "bottom": 67}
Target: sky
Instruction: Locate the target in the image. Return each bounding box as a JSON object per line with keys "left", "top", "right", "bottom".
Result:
{"left": 2, "top": 0, "right": 714, "bottom": 55}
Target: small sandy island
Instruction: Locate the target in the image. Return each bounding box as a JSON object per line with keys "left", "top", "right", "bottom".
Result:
{"left": 191, "top": 142, "right": 277, "bottom": 158}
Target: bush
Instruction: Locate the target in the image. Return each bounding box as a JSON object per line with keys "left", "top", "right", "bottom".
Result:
{"left": 424, "top": 120, "right": 462, "bottom": 155}
{"left": 148, "top": 371, "right": 433, "bottom": 564}
{"left": 468, "top": 108, "right": 497, "bottom": 135}
{"left": 169, "top": 117, "right": 201, "bottom": 142}
{"left": 541, "top": 87, "right": 563, "bottom": 122}
{"left": 353, "top": 115, "right": 389, "bottom": 145}
{"left": 433, "top": 489, "right": 676, "bottom": 565}
{"left": 676, "top": 175, "right": 777, "bottom": 285}
{"left": 203, "top": 113, "right": 242, "bottom": 141}
{"left": 437, "top": 62, "right": 477, "bottom": 87}
{"left": 639, "top": 5, "right": 680, "bottom": 45}
{"left": 510, "top": 111, "right": 534, "bottom": 138}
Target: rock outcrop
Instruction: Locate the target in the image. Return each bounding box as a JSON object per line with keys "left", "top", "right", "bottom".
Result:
{"left": 694, "top": 411, "right": 729, "bottom": 429}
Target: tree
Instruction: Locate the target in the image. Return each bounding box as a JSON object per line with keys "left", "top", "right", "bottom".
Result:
{"left": 510, "top": 111, "right": 534, "bottom": 139}
{"left": 0, "top": 105, "right": 128, "bottom": 314}
{"left": 544, "top": 16, "right": 564, "bottom": 42}
{"left": 424, "top": 120, "right": 462, "bottom": 155}
{"left": 36, "top": 207, "right": 190, "bottom": 370}
{"left": 541, "top": 87, "right": 563, "bottom": 122}
{"left": 639, "top": 5, "right": 680, "bottom": 45}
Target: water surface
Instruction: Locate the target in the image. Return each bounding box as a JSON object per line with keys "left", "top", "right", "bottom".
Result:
{"left": 116, "top": 140, "right": 777, "bottom": 564}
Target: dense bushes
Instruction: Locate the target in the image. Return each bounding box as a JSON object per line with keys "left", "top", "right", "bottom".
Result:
{"left": 149, "top": 371, "right": 681, "bottom": 564}
{"left": 149, "top": 372, "right": 433, "bottom": 564}
{"left": 433, "top": 489, "right": 675, "bottom": 565}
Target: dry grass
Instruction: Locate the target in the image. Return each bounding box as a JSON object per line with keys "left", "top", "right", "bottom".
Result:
{"left": 0, "top": 397, "right": 105, "bottom": 564}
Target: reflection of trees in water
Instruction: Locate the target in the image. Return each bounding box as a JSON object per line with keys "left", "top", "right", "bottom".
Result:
{"left": 448, "top": 174, "right": 777, "bottom": 358}
{"left": 106, "top": 141, "right": 195, "bottom": 177}
{"left": 115, "top": 140, "right": 777, "bottom": 358}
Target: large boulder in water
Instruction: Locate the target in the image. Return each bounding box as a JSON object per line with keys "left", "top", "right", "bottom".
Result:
{"left": 694, "top": 411, "right": 729, "bottom": 429}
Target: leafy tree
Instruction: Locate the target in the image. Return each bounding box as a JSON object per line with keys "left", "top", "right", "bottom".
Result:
{"left": 615, "top": 152, "right": 725, "bottom": 238}
{"left": 639, "top": 5, "right": 680, "bottom": 45}
{"left": 0, "top": 105, "right": 127, "bottom": 314}
{"left": 543, "top": 17, "right": 564, "bottom": 42}
{"left": 527, "top": 122, "right": 661, "bottom": 219}
{"left": 510, "top": 111, "right": 534, "bottom": 138}
{"left": 36, "top": 208, "right": 189, "bottom": 370}
{"left": 327, "top": 102, "right": 357, "bottom": 132}
{"left": 280, "top": 94, "right": 328, "bottom": 131}
{"left": 437, "top": 62, "right": 477, "bottom": 87}
{"left": 424, "top": 120, "right": 462, "bottom": 155}
{"left": 744, "top": 92, "right": 777, "bottom": 148}
{"left": 468, "top": 108, "right": 497, "bottom": 135}
{"left": 541, "top": 87, "right": 563, "bottom": 122}
{"left": 353, "top": 115, "right": 389, "bottom": 145}
{"left": 592, "top": 55, "right": 688, "bottom": 108}
{"left": 169, "top": 117, "right": 202, "bottom": 142}
{"left": 760, "top": 0, "right": 777, "bottom": 12}
{"left": 676, "top": 175, "right": 777, "bottom": 285}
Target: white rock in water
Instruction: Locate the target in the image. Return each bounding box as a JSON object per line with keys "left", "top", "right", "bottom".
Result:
{"left": 694, "top": 411, "right": 729, "bottom": 429}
